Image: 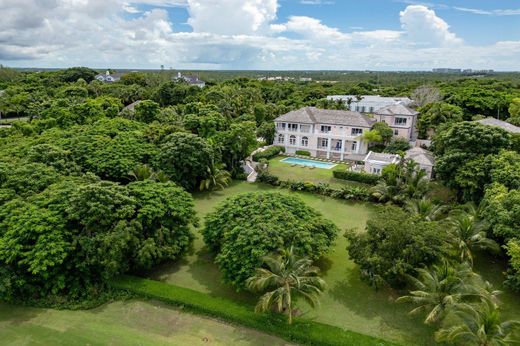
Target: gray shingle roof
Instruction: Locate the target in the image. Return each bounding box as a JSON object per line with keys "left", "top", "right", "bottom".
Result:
{"left": 375, "top": 104, "right": 418, "bottom": 116}
{"left": 475, "top": 118, "right": 520, "bottom": 134}
{"left": 363, "top": 151, "right": 400, "bottom": 163}
{"left": 275, "top": 107, "right": 375, "bottom": 127}
{"left": 405, "top": 147, "right": 435, "bottom": 166}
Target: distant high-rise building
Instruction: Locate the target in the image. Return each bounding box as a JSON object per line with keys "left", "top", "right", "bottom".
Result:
{"left": 432, "top": 68, "right": 462, "bottom": 73}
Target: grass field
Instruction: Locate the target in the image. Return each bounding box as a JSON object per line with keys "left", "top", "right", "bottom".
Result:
{"left": 267, "top": 156, "right": 366, "bottom": 188}
{"left": 149, "top": 181, "right": 520, "bottom": 345}
{"left": 150, "top": 181, "right": 435, "bottom": 345}
{"left": 0, "top": 300, "right": 291, "bottom": 346}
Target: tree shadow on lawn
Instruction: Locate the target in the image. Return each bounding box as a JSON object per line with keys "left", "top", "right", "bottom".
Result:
{"left": 186, "top": 246, "right": 257, "bottom": 305}
{"left": 327, "top": 268, "right": 436, "bottom": 345}
{"left": 0, "top": 303, "right": 44, "bottom": 326}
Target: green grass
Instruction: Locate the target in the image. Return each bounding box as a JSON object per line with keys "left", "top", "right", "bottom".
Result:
{"left": 267, "top": 156, "right": 366, "bottom": 188}
{"left": 149, "top": 181, "right": 435, "bottom": 345}
{"left": 111, "top": 276, "right": 395, "bottom": 346}
{"left": 0, "top": 299, "right": 290, "bottom": 345}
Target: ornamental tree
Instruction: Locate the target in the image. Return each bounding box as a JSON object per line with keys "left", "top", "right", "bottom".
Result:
{"left": 202, "top": 192, "right": 337, "bottom": 290}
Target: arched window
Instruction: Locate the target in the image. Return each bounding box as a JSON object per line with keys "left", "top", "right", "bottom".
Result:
{"left": 301, "top": 136, "right": 308, "bottom": 147}
{"left": 289, "top": 135, "right": 296, "bottom": 145}
{"left": 278, "top": 134, "right": 284, "bottom": 144}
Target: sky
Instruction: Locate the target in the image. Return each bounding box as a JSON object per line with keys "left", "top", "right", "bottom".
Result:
{"left": 1, "top": 0, "right": 520, "bottom": 71}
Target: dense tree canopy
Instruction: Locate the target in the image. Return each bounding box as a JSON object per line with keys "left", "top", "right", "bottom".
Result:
{"left": 433, "top": 122, "right": 511, "bottom": 201}
{"left": 346, "top": 206, "right": 448, "bottom": 288}
{"left": 0, "top": 177, "right": 196, "bottom": 300}
{"left": 154, "top": 132, "right": 216, "bottom": 190}
{"left": 202, "top": 192, "right": 337, "bottom": 289}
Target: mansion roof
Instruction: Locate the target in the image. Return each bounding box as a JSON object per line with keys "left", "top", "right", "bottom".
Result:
{"left": 475, "top": 117, "right": 520, "bottom": 134}
{"left": 405, "top": 147, "right": 435, "bottom": 166}
{"left": 275, "top": 107, "right": 375, "bottom": 128}
{"left": 375, "top": 104, "right": 418, "bottom": 116}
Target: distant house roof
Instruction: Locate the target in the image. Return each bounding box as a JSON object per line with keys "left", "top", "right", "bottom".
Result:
{"left": 274, "top": 107, "right": 375, "bottom": 127}
{"left": 328, "top": 95, "right": 412, "bottom": 104}
{"left": 94, "top": 70, "right": 123, "bottom": 82}
{"left": 375, "top": 104, "right": 419, "bottom": 116}
{"left": 175, "top": 72, "right": 205, "bottom": 87}
{"left": 363, "top": 151, "right": 400, "bottom": 164}
{"left": 405, "top": 147, "right": 435, "bottom": 166}
{"left": 474, "top": 117, "right": 520, "bottom": 134}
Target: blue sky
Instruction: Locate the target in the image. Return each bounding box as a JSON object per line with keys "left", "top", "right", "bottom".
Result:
{"left": 1, "top": 0, "right": 520, "bottom": 70}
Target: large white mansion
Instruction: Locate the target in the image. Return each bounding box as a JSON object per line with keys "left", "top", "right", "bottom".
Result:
{"left": 274, "top": 105, "right": 419, "bottom": 161}
{"left": 274, "top": 107, "right": 373, "bottom": 161}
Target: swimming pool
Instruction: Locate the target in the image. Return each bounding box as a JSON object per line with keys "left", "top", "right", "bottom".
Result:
{"left": 280, "top": 157, "right": 337, "bottom": 169}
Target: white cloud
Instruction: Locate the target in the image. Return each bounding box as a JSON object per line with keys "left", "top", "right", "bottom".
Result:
{"left": 187, "top": 0, "right": 278, "bottom": 35}
{"left": 399, "top": 5, "right": 462, "bottom": 46}
{"left": 454, "top": 7, "right": 520, "bottom": 16}
{"left": 275, "top": 16, "right": 350, "bottom": 43}
{"left": 0, "top": 1, "right": 519, "bottom": 71}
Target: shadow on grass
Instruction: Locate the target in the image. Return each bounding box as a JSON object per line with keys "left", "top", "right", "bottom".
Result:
{"left": 0, "top": 303, "right": 43, "bottom": 326}
{"left": 186, "top": 246, "right": 257, "bottom": 305}
{"left": 327, "top": 268, "right": 437, "bottom": 345}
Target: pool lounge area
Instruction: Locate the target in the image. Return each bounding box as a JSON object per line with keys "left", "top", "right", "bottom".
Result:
{"left": 280, "top": 157, "right": 337, "bottom": 169}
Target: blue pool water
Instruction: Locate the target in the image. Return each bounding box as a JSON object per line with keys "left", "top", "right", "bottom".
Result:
{"left": 280, "top": 157, "right": 337, "bottom": 169}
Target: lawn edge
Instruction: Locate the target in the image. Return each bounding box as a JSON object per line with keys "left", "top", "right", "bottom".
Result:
{"left": 109, "top": 275, "right": 399, "bottom": 346}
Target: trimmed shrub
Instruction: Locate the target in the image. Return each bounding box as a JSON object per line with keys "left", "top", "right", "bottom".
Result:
{"left": 257, "top": 171, "right": 280, "bottom": 185}
{"left": 333, "top": 170, "right": 380, "bottom": 185}
{"left": 295, "top": 150, "right": 311, "bottom": 156}
{"left": 252, "top": 146, "right": 285, "bottom": 161}
{"left": 110, "top": 275, "right": 395, "bottom": 346}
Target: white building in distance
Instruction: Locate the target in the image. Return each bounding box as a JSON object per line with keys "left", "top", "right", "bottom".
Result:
{"left": 326, "top": 95, "right": 412, "bottom": 113}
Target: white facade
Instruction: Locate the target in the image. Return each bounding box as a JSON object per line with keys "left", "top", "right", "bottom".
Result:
{"left": 327, "top": 95, "right": 412, "bottom": 113}
{"left": 274, "top": 107, "right": 373, "bottom": 161}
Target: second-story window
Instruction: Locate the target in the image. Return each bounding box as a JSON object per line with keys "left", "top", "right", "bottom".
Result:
{"left": 395, "top": 117, "right": 407, "bottom": 126}
{"left": 351, "top": 128, "right": 363, "bottom": 135}
{"left": 288, "top": 123, "right": 298, "bottom": 131}
{"left": 320, "top": 125, "right": 331, "bottom": 133}
{"left": 277, "top": 122, "right": 286, "bottom": 130}
{"left": 319, "top": 138, "right": 328, "bottom": 148}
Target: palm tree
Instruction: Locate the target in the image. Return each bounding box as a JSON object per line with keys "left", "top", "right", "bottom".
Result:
{"left": 435, "top": 299, "right": 520, "bottom": 345}
{"left": 199, "top": 162, "right": 231, "bottom": 191}
{"left": 397, "top": 262, "right": 475, "bottom": 324}
{"left": 246, "top": 247, "right": 326, "bottom": 324}
{"left": 128, "top": 164, "right": 154, "bottom": 181}
{"left": 447, "top": 205, "right": 500, "bottom": 266}
{"left": 404, "top": 198, "right": 446, "bottom": 221}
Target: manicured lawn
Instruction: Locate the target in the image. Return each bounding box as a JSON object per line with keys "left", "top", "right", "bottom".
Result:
{"left": 0, "top": 300, "right": 291, "bottom": 346}
{"left": 149, "top": 181, "right": 435, "bottom": 345}
{"left": 267, "top": 156, "right": 366, "bottom": 188}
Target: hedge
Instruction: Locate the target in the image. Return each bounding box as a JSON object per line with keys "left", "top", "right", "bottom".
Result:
{"left": 333, "top": 170, "right": 380, "bottom": 185}
{"left": 252, "top": 146, "right": 285, "bottom": 161}
{"left": 110, "top": 275, "right": 396, "bottom": 346}
{"left": 257, "top": 172, "right": 371, "bottom": 202}
{"left": 295, "top": 150, "right": 311, "bottom": 156}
